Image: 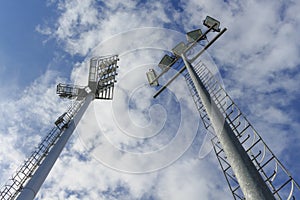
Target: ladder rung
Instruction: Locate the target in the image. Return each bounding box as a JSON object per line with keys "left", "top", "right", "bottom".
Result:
{"left": 246, "top": 138, "right": 261, "bottom": 152}
{"left": 230, "top": 112, "right": 242, "bottom": 124}
{"left": 257, "top": 155, "right": 275, "bottom": 171}
{"left": 264, "top": 170, "right": 277, "bottom": 183}
{"left": 250, "top": 150, "right": 262, "bottom": 162}
{"left": 236, "top": 124, "right": 251, "bottom": 137}
{"left": 231, "top": 121, "right": 241, "bottom": 132}
{"left": 272, "top": 177, "right": 293, "bottom": 195}
{"left": 240, "top": 134, "right": 250, "bottom": 144}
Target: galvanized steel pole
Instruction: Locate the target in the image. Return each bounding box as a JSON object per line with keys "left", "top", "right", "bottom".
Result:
{"left": 16, "top": 94, "right": 94, "bottom": 200}
{"left": 182, "top": 55, "right": 275, "bottom": 200}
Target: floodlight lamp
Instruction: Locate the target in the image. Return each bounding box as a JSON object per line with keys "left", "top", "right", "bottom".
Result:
{"left": 186, "top": 29, "right": 206, "bottom": 43}
{"left": 158, "top": 54, "right": 176, "bottom": 71}
{"left": 146, "top": 69, "right": 159, "bottom": 87}
{"left": 203, "top": 16, "right": 221, "bottom": 32}
{"left": 172, "top": 42, "right": 188, "bottom": 57}
{"left": 87, "top": 55, "right": 119, "bottom": 100}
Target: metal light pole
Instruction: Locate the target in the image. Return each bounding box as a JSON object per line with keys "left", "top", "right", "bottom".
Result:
{"left": 148, "top": 16, "right": 300, "bottom": 199}
{"left": 182, "top": 55, "right": 275, "bottom": 200}
{"left": 0, "top": 55, "right": 119, "bottom": 200}
{"left": 16, "top": 94, "right": 94, "bottom": 200}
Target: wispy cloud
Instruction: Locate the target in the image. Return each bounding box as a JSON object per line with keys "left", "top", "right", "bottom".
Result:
{"left": 0, "top": 70, "right": 67, "bottom": 183}
{"left": 1, "top": 0, "right": 300, "bottom": 199}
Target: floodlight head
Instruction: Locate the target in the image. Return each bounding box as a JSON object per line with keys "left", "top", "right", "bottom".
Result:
{"left": 186, "top": 29, "right": 206, "bottom": 43}
{"left": 158, "top": 54, "right": 176, "bottom": 71}
{"left": 172, "top": 42, "right": 188, "bottom": 57}
{"left": 95, "top": 56, "right": 119, "bottom": 100}
{"left": 146, "top": 69, "right": 159, "bottom": 87}
{"left": 87, "top": 55, "right": 119, "bottom": 100}
{"left": 203, "top": 16, "right": 221, "bottom": 32}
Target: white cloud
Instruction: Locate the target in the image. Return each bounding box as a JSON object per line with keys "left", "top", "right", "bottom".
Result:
{"left": 38, "top": 0, "right": 177, "bottom": 56}
{"left": 1, "top": 0, "right": 300, "bottom": 199}
{"left": 0, "top": 70, "right": 68, "bottom": 184}
{"left": 156, "top": 157, "right": 232, "bottom": 200}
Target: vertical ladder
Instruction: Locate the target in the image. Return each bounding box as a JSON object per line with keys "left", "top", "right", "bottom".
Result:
{"left": 184, "top": 60, "right": 300, "bottom": 199}
{"left": 0, "top": 55, "right": 119, "bottom": 200}
{"left": 0, "top": 100, "right": 84, "bottom": 200}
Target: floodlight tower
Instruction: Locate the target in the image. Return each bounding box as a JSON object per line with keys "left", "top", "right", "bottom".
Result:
{"left": 0, "top": 55, "right": 119, "bottom": 200}
{"left": 147, "top": 16, "right": 300, "bottom": 199}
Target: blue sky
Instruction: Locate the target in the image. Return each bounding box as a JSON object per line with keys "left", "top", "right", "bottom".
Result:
{"left": 0, "top": 1, "right": 54, "bottom": 85}
{"left": 0, "top": 0, "right": 300, "bottom": 199}
{"left": 0, "top": 0, "right": 80, "bottom": 95}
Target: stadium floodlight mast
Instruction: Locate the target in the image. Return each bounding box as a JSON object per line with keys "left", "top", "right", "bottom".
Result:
{"left": 147, "top": 16, "right": 300, "bottom": 199}
{"left": 0, "top": 55, "right": 119, "bottom": 200}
